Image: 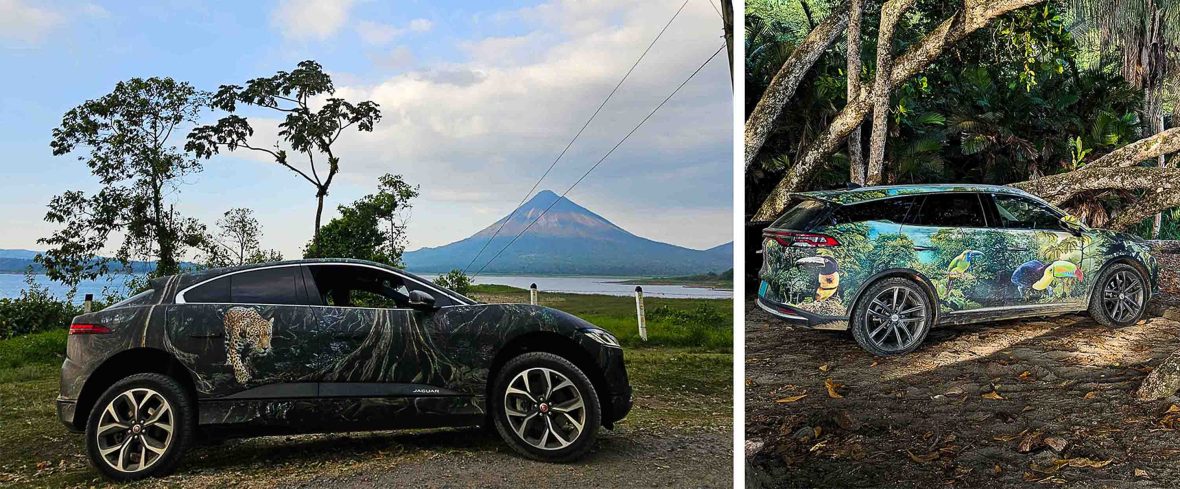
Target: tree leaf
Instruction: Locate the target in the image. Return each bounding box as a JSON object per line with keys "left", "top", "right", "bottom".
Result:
{"left": 776, "top": 394, "right": 807, "bottom": 404}
{"left": 981, "top": 390, "right": 1004, "bottom": 400}
{"left": 825, "top": 378, "right": 844, "bottom": 399}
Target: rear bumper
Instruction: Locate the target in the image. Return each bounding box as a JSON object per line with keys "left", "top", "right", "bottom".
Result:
{"left": 57, "top": 398, "right": 81, "bottom": 433}
{"left": 756, "top": 297, "right": 848, "bottom": 331}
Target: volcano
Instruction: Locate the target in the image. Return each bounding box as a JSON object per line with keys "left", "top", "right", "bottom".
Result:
{"left": 402, "top": 190, "right": 731, "bottom": 276}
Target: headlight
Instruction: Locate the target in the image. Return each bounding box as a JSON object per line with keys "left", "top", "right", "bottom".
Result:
{"left": 581, "top": 328, "right": 620, "bottom": 347}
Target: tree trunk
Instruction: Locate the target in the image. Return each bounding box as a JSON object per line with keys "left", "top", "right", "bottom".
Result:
{"left": 313, "top": 189, "right": 325, "bottom": 252}
{"left": 865, "top": 0, "right": 916, "bottom": 185}
{"left": 745, "top": 2, "right": 851, "bottom": 171}
{"left": 722, "top": 0, "right": 734, "bottom": 87}
{"left": 1138, "top": 349, "right": 1180, "bottom": 401}
{"left": 752, "top": 0, "right": 1046, "bottom": 220}
{"left": 847, "top": 0, "right": 865, "bottom": 185}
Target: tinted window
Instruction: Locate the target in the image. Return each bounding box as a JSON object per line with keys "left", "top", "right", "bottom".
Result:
{"left": 911, "top": 193, "right": 987, "bottom": 228}
{"left": 230, "top": 267, "right": 302, "bottom": 305}
{"left": 110, "top": 289, "right": 156, "bottom": 308}
{"left": 306, "top": 265, "right": 409, "bottom": 309}
{"left": 184, "top": 276, "right": 230, "bottom": 303}
{"left": 770, "top": 199, "right": 832, "bottom": 230}
{"left": 993, "top": 194, "right": 1062, "bottom": 230}
{"left": 834, "top": 197, "right": 918, "bottom": 225}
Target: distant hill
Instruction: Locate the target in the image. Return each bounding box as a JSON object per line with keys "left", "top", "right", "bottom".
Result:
{"left": 403, "top": 191, "right": 733, "bottom": 276}
{"left": 0, "top": 250, "right": 174, "bottom": 275}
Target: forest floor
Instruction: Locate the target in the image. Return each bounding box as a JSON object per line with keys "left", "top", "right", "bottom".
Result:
{"left": 0, "top": 289, "right": 733, "bottom": 488}
{"left": 746, "top": 296, "right": 1180, "bottom": 488}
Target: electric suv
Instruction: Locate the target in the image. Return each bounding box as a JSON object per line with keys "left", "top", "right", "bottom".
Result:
{"left": 757, "top": 184, "right": 1158, "bottom": 356}
{"left": 57, "top": 259, "right": 632, "bottom": 481}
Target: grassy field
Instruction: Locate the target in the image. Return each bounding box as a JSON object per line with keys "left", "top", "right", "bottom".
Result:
{"left": 0, "top": 288, "right": 732, "bottom": 487}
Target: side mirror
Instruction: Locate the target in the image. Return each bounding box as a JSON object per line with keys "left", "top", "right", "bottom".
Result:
{"left": 408, "top": 290, "right": 437, "bottom": 310}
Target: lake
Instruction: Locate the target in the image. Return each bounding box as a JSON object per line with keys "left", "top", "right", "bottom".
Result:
{"left": 0, "top": 272, "right": 731, "bottom": 303}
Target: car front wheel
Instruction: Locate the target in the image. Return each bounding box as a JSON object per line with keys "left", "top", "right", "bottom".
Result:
{"left": 1089, "top": 263, "right": 1148, "bottom": 327}
{"left": 850, "top": 277, "right": 934, "bottom": 356}
{"left": 491, "top": 352, "right": 601, "bottom": 462}
{"left": 85, "top": 373, "right": 194, "bottom": 482}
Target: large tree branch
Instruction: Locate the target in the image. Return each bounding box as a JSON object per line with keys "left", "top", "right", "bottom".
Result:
{"left": 1084, "top": 127, "right": 1180, "bottom": 170}
{"left": 865, "top": 0, "right": 916, "bottom": 185}
{"left": 744, "top": 2, "right": 850, "bottom": 171}
{"left": 752, "top": 0, "right": 1046, "bottom": 221}
{"left": 846, "top": 0, "right": 865, "bottom": 184}
{"left": 1013, "top": 128, "right": 1180, "bottom": 204}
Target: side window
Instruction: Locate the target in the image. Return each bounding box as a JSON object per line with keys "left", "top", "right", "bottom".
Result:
{"left": 834, "top": 196, "right": 918, "bottom": 225}
{"left": 992, "top": 194, "right": 1062, "bottom": 230}
{"left": 183, "top": 276, "right": 230, "bottom": 303}
{"left": 400, "top": 273, "right": 458, "bottom": 307}
{"left": 230, "top": 267, "right": 302, "bottom": 305}
{"left": 910, "top": 193, "right": 988, "bottom": 228}
{"left": 305, "top": 265, "right": 409, "bottom": 309}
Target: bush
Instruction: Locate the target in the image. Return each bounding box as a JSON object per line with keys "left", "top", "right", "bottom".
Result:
{"left": 0, "top": 272, "right": 115, "bottom": 339}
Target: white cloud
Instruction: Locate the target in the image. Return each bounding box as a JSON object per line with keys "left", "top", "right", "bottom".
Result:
{"left": 271, "top": 0, "right": 357, "bottom": 41}
{"left": 356, "top": 18, "right": 433, "bottom": 45}
{"left": 0, "top": 0, "right": 65, "bottom": 44}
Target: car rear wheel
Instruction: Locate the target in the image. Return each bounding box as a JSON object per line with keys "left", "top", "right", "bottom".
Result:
{"left": 850, "top": 277, "right": 934, "bottom": 356}
{"left": 85, "top": 373, "right": 194, "bottom": 482}
{"left": 1089, "top": 263, "right": 1148, "bottom": 328}
{"left": 491, "top": 352, "right": 601, "bottom": 462}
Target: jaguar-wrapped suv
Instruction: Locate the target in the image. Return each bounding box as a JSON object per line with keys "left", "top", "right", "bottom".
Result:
{"left": 58, "top": 259, "right": 632, "bottom": 481}
{"left": 758, "top": 184, "right": 1158, "bottom": 356}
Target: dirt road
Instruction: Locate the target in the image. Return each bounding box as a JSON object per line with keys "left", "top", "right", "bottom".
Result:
{"left": 745, "top": 299, "right": 1180, "bottom": 488}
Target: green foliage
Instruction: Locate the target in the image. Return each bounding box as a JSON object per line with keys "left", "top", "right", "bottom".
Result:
{"left": 304, "top": 174, "right": 419, "bottom": 265}
{"left": 0, "top": 272, "right": 115, "bottom": 339}
{"left": 39, "top": 77, "right": 210, "bottom": 287}
{"left": 433, "top": 269, "right": 473, "bottom": 296}
{"left": 0, "top": 330, "right": 67, "bottom": 369}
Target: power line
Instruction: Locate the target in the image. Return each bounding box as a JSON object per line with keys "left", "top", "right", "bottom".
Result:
{"left": 461, "top": 0, "right": 691, "bottom": 274}
{"left": 472, "top": 44, "right": 725, "bottom": 278}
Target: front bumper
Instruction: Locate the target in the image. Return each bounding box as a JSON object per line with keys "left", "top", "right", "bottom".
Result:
{"left": 756, "top": 296, "right": 848, "bottom": 331}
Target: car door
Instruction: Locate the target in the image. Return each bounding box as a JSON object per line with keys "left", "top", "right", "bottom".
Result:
{"left": 988, "top": 193, "right": 1088, "bottom": 308}
{"left": 175, "top": 265, "right": 322, "bottom": 397}
{"left": 901, "top": 192, "right": 1006, "bottom": 313}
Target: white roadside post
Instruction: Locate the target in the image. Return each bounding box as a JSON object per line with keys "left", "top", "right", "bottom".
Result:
{"left": 529, "top": 283, "right": 538, "bottom": 305}
{"left": 634, "top": 286, "right": 647, "bottom": 342}
{"left": 83, "top": 293, "right": 93, "bottom": 314}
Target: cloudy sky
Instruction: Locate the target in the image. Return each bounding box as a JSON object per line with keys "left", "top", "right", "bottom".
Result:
{"left": 0, "top": 0, "right": 733, "bottom": 260}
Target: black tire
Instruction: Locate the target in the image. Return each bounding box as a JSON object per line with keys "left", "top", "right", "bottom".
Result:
{"left": 491, "top": 352, "right": 601, "bottom": 462}
{"left": 1088, "top": 263, "right": 1149, "bottom": 328}
{"left": 850, "top": 277, "right": 934, "bottom": 356}
{"left": 85, "top": 373, "right": 194, "bottom": 482}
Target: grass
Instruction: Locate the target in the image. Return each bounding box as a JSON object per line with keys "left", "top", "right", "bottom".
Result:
{"left": 0, "top": 290, "right": 732, "bottom": 487}
{"left": 468, "top": 284, "right": 733, "bottom": 351}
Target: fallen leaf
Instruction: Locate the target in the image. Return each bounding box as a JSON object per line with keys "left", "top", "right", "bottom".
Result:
{"left": 1063, "top": 457, "right": 1112, "bottom": 469}
{"left": 993, "top": 429, "right": 1027, "bottom": 442}
{"left": 1166, "top": 404, "right": 1180, "bottom": 414}
{"left": 1044, "top": 437, "right": 1067, "bottom": 452}
{"left": 819, "top": 363, "right": 831, "bottom": 372}
{"left": 982, "top": 390, "right": 1004, "bottom": 400}
{"left": 1135, "top": 468, "right": 1149, "bottom": 478}
{"left": 870, "top": 360, "right": 879, "bottom": 367}
{"left": 993, "top": 464, "right": 1003, "bottom": 475}
{"left": 1018, "top": 430, "right": 1045, "bottom": 453}
{"left": 776, "top": 394, "right": 807, "bottom": 404}
{"left": 825, "top": 378, "right": 844, "bottom": 399}
{"left": 1083, "top": 391, "right": 1099, "bottom": 400}
{"left": 1018, "top": 370, "right": 1033, "bottom": 381}
{"left": 906, "top": 450, "right": 940, "bottom": 463}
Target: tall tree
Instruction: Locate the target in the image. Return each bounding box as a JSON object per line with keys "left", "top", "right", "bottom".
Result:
{"left": 847, "top": 0, "right": 866, "bottom": 184}
{"left": 864, "top": 0, "right": 917, "bottom": 185}
{"left": 186, "top": 60, "right": 382, "bottom": 248}
{"left": 198, "top": 208, "right": 282, "bottom": 268}
{"left": 39, "top": 78, "right": 209, "bottom": 287}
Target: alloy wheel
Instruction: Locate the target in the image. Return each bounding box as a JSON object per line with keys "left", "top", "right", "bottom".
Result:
{"left": 864, "top": 286, "right": 927, "bottom": 353}
{"left": 95, "top": 388, "right": 174, "bottom": 473}
{"left": 503, "top": 367, "right": 586, "bottom": 451}
{"left": 1102, "top": 270, "right": 1144, "bottom": 323}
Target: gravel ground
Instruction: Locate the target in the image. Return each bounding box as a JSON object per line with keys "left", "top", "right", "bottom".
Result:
{"left": 745, "top": 298, "right": 1180, "bottom": 488}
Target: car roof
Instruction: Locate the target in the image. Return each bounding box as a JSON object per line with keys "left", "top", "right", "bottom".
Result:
{"left": 154, "top": 258, "right": 423, "bottom": 292}
{"left": 793, "top": 184, "right": 1032, "bottom": 205}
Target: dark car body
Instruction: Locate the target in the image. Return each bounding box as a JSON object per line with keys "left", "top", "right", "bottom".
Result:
{"left": 57, "top": 259, "right": 631, "bottom": 439}
{"left": 757, "top": 184, "right": 1158, "bottom": 338}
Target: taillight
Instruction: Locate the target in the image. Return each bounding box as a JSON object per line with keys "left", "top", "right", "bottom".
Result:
{"left": 764, "top": 230, "right": 840, "bottom": 247}
{"left": 69, "top": 323, "right": 111, "bottom": 335}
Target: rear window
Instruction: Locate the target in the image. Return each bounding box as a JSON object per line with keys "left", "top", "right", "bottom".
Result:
{"left": 109, "top": 289, "right": 155, "bottom": 309}
{"left": 833, "top": 196, "right": 919, "bottom": 225}
{"left": 770, "top": 199, "right": 832, "bottom": 230}
{"left": 910, "top": 193, "right": 988, "bottom": 228}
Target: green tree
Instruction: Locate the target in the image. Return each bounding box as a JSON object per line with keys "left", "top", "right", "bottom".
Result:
{"left": 434, "top": 269, "right": 473, "bottom": 296}
{"left": 39, "top": 77, "right": 209, "bottom": 288}
{"left": 198, "top": 208, "right": 283, "bottom": 268}
{"left": 304, "top": 174, "right": 418, "bottom": 265}
{"left": 186, "top": 60, "right": 382, "bottom": 245}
